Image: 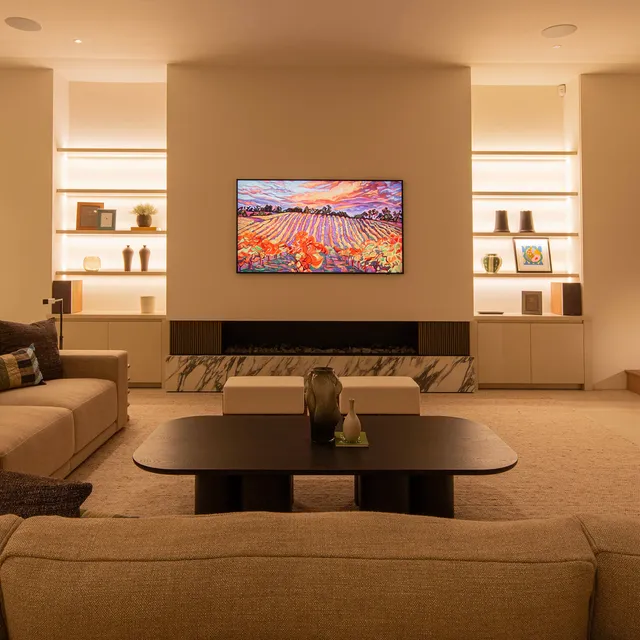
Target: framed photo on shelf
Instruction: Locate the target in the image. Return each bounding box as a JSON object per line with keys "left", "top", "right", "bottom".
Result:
{"left": 522, "top": 291, "right": 543, "bottom": 315}
{"left": 97, "top": 209, "right": 117, "bottom": 230}
{"left": 75, "top": 202, "right": 104, "bottom": 230}
{"left": 513, "top": 237, "right": 552, "bottom": 273}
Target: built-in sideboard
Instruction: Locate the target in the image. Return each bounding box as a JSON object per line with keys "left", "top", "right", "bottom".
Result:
{"left": 54, "top": 314, "right": 166, "bottom": 387}
{"left": 473, "top": 315, "right": 585, "bottom": 388}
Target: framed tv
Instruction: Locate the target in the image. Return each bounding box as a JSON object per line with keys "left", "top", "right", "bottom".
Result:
{"left": 237, "top": 179, "right": 403, "bottom": 274}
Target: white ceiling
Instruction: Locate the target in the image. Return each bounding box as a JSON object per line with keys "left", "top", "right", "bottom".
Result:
{"left": 1, "top": 0, "right": 640, "bottom": 83}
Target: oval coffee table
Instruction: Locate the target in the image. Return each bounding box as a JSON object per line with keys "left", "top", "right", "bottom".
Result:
{"left": 133, "top": 415, "right": 517, "bottom": 518}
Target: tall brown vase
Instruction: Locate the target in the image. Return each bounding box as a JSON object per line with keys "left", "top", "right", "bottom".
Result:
{"left": 139, "top": 245, "right": 150, "bottom": 272}
{"left": 122, "top": 245, "right": 134, "bottom": 272}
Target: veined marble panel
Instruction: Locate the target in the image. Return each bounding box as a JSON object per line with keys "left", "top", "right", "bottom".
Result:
{"left": 165, "top": 355, "right": 476, "bottom": 393}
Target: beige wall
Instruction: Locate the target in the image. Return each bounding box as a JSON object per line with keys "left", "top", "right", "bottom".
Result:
{"left": 581, "top": 75, "right": 640, "bottom": 388}
{"left": 167, "top": 66, "right": 473, "bottom": 320}
{"left": 0, "top": 70, "right": 54, "bottom": 322}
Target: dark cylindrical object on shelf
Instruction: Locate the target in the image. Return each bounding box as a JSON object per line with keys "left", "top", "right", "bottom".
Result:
{"left": 494, "top": 210, "right": 510, "bottom": 233}
{"left": 139, "top": 245, "right": 150, "bottom": 272}
{"left": 519, "top": 210, "right": 535, "bottom": 233}
{"left": 122, "top": 245, "right": 134, "bottom": 272}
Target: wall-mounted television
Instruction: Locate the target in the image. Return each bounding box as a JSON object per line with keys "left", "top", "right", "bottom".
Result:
{"left": 237, "top": 179, "right": 403, "bottom": 274}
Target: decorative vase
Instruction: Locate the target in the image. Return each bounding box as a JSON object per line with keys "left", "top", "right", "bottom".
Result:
{"left": 519, "top": 210, "right": 535, "bottom": 233}
{"left": 140, "top": 296, "right": 156, "bottom": 314}
{"left": 139, "top": 245, "right": 150, "bottom": 272}
{"left": 494, "top": 210, "right": 510, "bottom": 233}
{"left": 342, "top": 398, "right": 362, "bottom": 443}
{"left": 482, "top": 254, "right": 502, "bottom": 273}
{"left": 304, "top": 367, "right": 342, "bottom": 444}
{"left": 136, "top": 213, "right": 152, "bottom": 228}
{"left": 82, "top": 256, "right": 101, "bottom": 272}
{"left": 122, "top": 245, "right": 134, "bottom": 272}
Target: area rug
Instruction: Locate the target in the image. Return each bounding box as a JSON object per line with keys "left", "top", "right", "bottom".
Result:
{"left": 69, "top": 389, "right": 640, "bottom": 520}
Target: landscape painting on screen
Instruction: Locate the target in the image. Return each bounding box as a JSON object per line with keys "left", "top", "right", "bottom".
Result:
{"left": 237, "top": 180, "right": 403, "bottom": 273}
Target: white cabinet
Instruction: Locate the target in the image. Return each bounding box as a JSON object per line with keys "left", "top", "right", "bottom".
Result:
{"left": 62, "top": 321, "right": 109, "bottom": 350}
{"left": 477, "top": 319, "right": 584, "bottom": 387}
{"left": 108, "top": 322, "right": 162, "bottom": 384}
{"left": 531, "top": 323, "right": 584, "bottom": 384}
{"left": 478, "top": 323, "right": 531, "bottom": 384}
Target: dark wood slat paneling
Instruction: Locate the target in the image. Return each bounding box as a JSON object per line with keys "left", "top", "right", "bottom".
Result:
{"left": 170, "top": 321, "right": 222, "bottom": 355}
{"left": 418, "top": 322, "right": 470, "bottom": 356}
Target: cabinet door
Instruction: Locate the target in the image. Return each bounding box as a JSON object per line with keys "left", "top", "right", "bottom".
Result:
{"left": 58, "top": 321, "right": 109, "bottom": 350}
{"left": 108, "top": 322, "right": 162, "bottom": 384}
{"left": 531, "top": 324, "right": 584, "bottom": 384}
{"left": 478, "top": 323, "right": 531, "bottom": 384}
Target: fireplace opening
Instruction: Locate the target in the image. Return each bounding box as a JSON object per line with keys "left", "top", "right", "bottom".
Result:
{"left": 222, "top": 321, "right": 419, "bottom": 356}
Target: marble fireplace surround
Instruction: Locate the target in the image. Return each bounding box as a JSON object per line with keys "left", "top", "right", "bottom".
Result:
{"left": 166, "top": 319, "right": 476, "bottom": 392}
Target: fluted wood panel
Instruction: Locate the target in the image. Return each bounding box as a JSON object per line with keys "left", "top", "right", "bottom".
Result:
{"left": 170, "top": 321, "right": 221, "bottom": 355}
{"left": 418, "top": 322, "right": 470, "bottom": 356}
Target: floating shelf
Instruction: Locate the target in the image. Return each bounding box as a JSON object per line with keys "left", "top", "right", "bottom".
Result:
{"left": 472, "top": 191, "right": 578, "bottom": 198}
{"left": 474, "top": 272, "right": 580, "bottom": 278}
{"left": 57, "top": 189, "right": 166, "bottom": 195}
{"left": 56, "top": 230, "right": 167, "bottom": 235}
{"left": 56, "top": 270, "right": 167, "bottom": 276}
{"left": 473, "top": 232, "right": 579, "bottom": 238}
{"left": 472, "top": 150, "right": 578, "bottom": 157}
{"left": 58, "top": 148, "right": 167, "bottom": 155}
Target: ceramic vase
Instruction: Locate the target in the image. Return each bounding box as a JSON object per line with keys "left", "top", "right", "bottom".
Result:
{"left": 140, "top": 296, "right": 156, "bottom": 314}
{"left": 519, "top": 210, "right": 535, "bottom": 233}
{"left": 122, "top": 245, "right": 134, "bottom": 271}
{"left": 342, "top": 398, "right": 362, "bottom": 443}
{"left": 494, "top": 210, "right": 510, "bottom": 233}
{"left": 82, "top": 256, "right": 101, "bottom": 272}
{"left": 136, "top": 213, "right": 152, "bottom": 228}
{"left": 139, "top": 245, "right": 150, "bottom": 272}
{"left": 482, "top": 254, "right": 502, "bottom": 273}
{"left": 304, "top": 367, "right": 342, "bottom": 444}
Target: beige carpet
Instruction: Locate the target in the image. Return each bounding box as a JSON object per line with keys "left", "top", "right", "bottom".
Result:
{"left": 69, "top": 389, "right": 640, "bottom": 520}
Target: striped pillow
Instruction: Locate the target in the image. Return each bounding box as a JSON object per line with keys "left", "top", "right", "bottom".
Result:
{"left": 0, "top": 344, "right": 44, "bottom": 391}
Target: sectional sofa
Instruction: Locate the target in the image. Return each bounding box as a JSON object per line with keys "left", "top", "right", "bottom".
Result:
{"left": 0, "top": 350, "right": 128, "bottom": 477}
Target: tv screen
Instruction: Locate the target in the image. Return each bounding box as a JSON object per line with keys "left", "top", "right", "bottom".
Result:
{"left": 237, "top": 179, "right": 403, "bottom": 273}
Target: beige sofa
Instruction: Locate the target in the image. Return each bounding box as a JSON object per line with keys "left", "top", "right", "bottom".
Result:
{"left": 0, "top": 350, "right": 128, "bottom": 478}
{"left": 0, "top": 511, "right": 637, "bottom": 639}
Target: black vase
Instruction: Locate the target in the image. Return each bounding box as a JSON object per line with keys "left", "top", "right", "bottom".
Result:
{"left": 519, "top": 210, "right": 535, "bottom": 233}
{"left": 305, "top": 367, "right": 342, "bottom": 444}
{"left": 494, "top": 210, "right": 510, "bottom": 233}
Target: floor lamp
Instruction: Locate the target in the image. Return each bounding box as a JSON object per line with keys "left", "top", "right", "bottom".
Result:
{"left": 42, "top": 298, "right": 64, "bottom": 349}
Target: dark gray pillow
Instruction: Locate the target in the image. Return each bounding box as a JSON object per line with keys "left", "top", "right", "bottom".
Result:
{"left": 0, "top": 318, "right": 63, "bottom": 380}
{"left": 0, "top": 470, "right": 92, "bottom": 518}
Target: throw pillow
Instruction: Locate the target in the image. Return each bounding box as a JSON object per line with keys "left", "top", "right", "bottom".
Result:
{"left": 0, "top": 318, "right": 63, "bottom": 380}
{"left": 0, "top": 344, "right": 44, "bottom": 391}
{"left": 0, "top": 470, "right": 92, "bottom": 518}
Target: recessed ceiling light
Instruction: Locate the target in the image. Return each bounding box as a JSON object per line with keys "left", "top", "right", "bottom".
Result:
{"left": 73, "top": 38, "right": 82, "bottom": 44}
{"left": 552, "top": 45, "right": 562, "bottom": 49}
{"left": 542, "top": 24, "right": 578, "bottom": 38}
{"left": 4, "top": 16, "right": 42, "bottom": 32}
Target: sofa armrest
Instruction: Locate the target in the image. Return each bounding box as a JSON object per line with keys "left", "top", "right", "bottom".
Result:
{"left": 60, "top": 350, "right": 128, "bottom": 428}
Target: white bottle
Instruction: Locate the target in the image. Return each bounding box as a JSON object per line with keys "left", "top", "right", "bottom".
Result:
{"left": 343, "top": 398, "right": 362, "bottom": 443}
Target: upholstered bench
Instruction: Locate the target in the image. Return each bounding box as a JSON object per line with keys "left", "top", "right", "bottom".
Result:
{"left": 338, "top": 376, "right": 421, "bottom": 415}
{"left": 222, "top": 376, "right": 305, "bottom": 414}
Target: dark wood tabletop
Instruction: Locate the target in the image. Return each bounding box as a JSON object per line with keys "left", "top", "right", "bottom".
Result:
{"left": 133, "top": 415, "right": 518, "bottom": 476}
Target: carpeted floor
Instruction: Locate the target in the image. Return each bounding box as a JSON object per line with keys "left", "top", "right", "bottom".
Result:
{"left": 69, "top": 389, "right": 640, "bottom": 520}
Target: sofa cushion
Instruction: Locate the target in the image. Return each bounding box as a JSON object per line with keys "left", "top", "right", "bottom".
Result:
{"left": 0, "top": 318, "right": 62, "bottom": 380}
{"left": 0, "top": 512, "right": 596, "bottom": 640}
{"left": 0, "top": 379, "right": 117, "bottom": 453}
{"left": 0, "top": 469, "right": 91, "bottom": 518}
{"left": 0, "top": 406, "right": 75, "bottom": 476}
{"left": 0, "top": 345, "right": 44, "bottom": 391}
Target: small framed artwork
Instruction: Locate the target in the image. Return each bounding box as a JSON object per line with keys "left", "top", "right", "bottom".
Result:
{"left": 513, "top": 237, "right": 552, "bottom": 273}
{"left": 97, "top": 208, "right": 117, "bottom": 230}
{"left": 522, "top": 291, "right": 543, "bottom": 315}
{"left": 76, "top": 202, "right": 104, "bottom": 230}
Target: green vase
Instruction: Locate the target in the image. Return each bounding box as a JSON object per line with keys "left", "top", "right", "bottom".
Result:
{"left": 482, "top": 254, "right": 502, "bottom": 273}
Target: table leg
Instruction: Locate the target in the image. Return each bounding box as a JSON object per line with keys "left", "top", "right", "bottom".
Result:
{"left": 354, "top": 474, "right": 360, "bottom": 506}
{"left": 194, "top": 474, "right": 242, "bottom": 514}
{"left": 358, "top": 473, "right": 411, "bottom": 513}
{"left": 241, "top": 474, "right": 293, "bottom": 512}
{"left": 409, "top": 474, "right": 454, "bottom": 518}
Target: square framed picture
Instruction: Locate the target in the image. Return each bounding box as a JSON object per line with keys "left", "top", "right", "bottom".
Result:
{"left": 513, "top": 237, "right": 553, "bottom": 273}
{"left": 75, "top": 202, "right": 104, "bottom": 230}
{"left": 522, "top": 290, "right": 543, "bottom": 315}
{"left": 97, "top": 208, "right": 117, "bottom": 230}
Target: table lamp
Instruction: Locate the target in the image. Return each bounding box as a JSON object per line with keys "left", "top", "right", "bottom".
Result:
{"left": 42, "top": 298, "right": 64, "bottom": 349}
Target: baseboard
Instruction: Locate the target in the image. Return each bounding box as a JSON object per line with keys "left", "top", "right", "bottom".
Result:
{"left": 479, "top": 383, "right": 584, "bottom": 390}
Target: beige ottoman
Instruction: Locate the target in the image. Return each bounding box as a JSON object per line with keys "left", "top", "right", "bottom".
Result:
{"left": 222, "top": 376, "right": 305, "bottom": 414}
{"left": 338, "top": 376, "right": 420, "bottom": 415}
